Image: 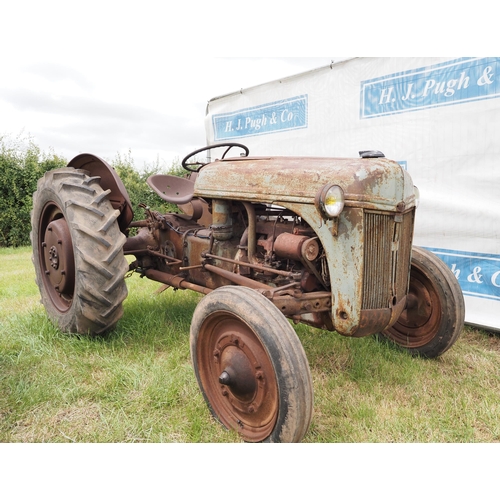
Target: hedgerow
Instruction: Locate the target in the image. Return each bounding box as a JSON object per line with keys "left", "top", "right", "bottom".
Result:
{"left": 0, "top": 136, "right": 182, "bottom": 247}
{"left": 0, "top": 136, "right": 66, "bottom": 247}
{"left": 111, "top": 150, "right": 181, "bottom": 219}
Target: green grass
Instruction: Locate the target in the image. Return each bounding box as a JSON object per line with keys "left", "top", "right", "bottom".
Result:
{"left": 1, "top": 247, "right": 500, "bottom": 442}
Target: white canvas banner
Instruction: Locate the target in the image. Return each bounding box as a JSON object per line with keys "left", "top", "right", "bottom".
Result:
{"left": 205, "top": 57, "right": 500, "bottom": 331}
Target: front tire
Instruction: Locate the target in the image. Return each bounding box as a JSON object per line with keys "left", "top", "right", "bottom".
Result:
{"left": 31, "top": 167, "right": 129, "bottom": 335}
{"left": 190, "top": 286, "right": 313, "bottom": 443}
{"left": 382, "top": 246, "right": 465, "bottom": 358}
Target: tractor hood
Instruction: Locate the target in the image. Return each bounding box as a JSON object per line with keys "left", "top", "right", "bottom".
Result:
{"left": 193, "top": 156, "right": 417, "bottom": 212}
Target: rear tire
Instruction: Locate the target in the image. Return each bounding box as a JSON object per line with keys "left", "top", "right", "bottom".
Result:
{"left": 31, "top": 167, "right": 128, "bottom": 335}
{"left": 190, "top": 286, "right": 313, "bottom": 443}
{"left": 381, "top": 246, "right": 465, "bottom": 358}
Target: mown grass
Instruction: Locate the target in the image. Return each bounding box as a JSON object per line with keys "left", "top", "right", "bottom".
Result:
{"left": 1, "top": 246, "right": 499, "bottom": 443}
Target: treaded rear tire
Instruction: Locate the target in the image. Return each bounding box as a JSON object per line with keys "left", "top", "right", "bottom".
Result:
{"left": 31, "top": 167, "right": 128, "bottom": 335}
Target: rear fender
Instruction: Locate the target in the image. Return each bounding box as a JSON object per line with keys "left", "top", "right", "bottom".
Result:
{"left": 67, "top": 153, "right": 134, "bottom": 232}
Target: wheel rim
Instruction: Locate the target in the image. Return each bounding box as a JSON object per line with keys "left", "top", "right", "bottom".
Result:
{"left": 38, "top": 202, "right": 75, "bottom": 312}
{"left": 196, "top": 311, "right": 279, "bottom": 442}
{"left": 385, "top": 265, "right": 441, "bottom": 348}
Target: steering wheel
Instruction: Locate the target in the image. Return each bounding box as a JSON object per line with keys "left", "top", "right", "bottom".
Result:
{"left": 181, "top": 143, "right": 250, "bottom": 172}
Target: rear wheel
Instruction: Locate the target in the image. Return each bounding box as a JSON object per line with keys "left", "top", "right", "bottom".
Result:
{"left": 31, "top": 167, "right": 129, "bottom": 335}
{"left": 382, "top": 246, "right": 465, "bottom": 358}
{"left": 190, "top": 286, "right": 313, "bottom": 442}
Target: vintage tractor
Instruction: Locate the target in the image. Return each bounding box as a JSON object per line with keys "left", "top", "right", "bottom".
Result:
{"left": 31, "top": 143, "right": 465, "bottom": 442}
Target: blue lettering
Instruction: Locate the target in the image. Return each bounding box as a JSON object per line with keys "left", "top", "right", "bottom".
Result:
{"left": 425, "top": 248, "right": 500, "bottom": 302}
{"left": 213, "top": 96, "right": 308, "bottom": 140}
{"left": 361, "top": 58, "right": 500, "bottom": 119}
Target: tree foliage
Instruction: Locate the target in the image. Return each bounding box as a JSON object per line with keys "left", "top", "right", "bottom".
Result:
{"left": 110, "top": 150, "right": 181, "bottom": 219}
{"left": 0, "top": 136, "right": 184, "bottom": 247}
{"left": 0, "top": 136, "right": 66, "bottom": 246}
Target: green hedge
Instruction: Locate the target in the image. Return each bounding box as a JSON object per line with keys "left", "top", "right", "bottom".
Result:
{"left": 111, "top": 150, "right": 181, "bottom": 220}
{"left": 0, "top": 137, "right": 182, "bottom": 247}
{"left": 0, "top": 137, "right": 66, "bottom": 247}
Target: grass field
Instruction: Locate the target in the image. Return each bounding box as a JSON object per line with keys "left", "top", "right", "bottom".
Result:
{"left": 1, "top": 246, "right": 499, "bottom": 443}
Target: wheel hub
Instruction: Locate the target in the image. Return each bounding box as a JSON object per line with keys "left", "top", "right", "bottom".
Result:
{"left": 198, "top": 315, "right": 279, "bottom": 442}
{"left": 48, "top": 245, "right": 59, "bottom": 269}
{"left": 42, "top": 218, "right": 75, "bottom": 295}
{"left": 402, "top": 280, "right": 433, "bottom": 328}
{"left": 39, "top": 211, "right": 76, "bottom": 311}
{"left": 384, "top": 267, "right": 441, "bottom": 348}
{"left": 217, "top": 338, "right": 259, "bottom": 404}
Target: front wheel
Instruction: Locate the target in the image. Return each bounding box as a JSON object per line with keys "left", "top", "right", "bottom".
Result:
{"left": 381, "top": 246, "right": 465, "bottom": 358}
{"left": 31, "top": 167, "right": 129, "bottom": 335}
{"left": 190, "top": 286, "right": 313, "bottom": 443}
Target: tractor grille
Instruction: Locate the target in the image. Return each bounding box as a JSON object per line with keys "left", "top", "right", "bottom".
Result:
{"left": 362, "top": 210, "right": 414, "bottom": 310}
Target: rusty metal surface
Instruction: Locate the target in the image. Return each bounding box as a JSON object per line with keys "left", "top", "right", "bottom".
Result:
{"left": 203, "top": 253, "right": 296, "bottom": 278}
{"left": 39, "top": 211, "right": 75, "bottom": 310}
{"left": 67, "top": 153, "right": 134, "bottom": 231}
{"left": 123, "top": 152, "right": 419, "bottom": 339}
{"left": 194, "top": 156, "right": 417, "bottom": 211}
{"left": 383, "top": 262, "right": 441, "bottom": 348}
{"left": 362, "top": 210, "right": 414, "bottom": 310}
{"left": 146, "top": 174, "right": 195, "bottom": 205}
{"left": 354, "top": 296, "right": 407, "bottom": 338}
{"left": 195, "top": 309, "right": 279, "bottom": 442}
{"left": 203, "top": 263, "right": 273, "bottom": 290}
{"left": 189, "top": 155, "right": 417, "bottom": 336}
{"left": 274, "top": 233, "right": 309, "bottom": 261}
{"left": 211, "top": 199, "right": 233, "bottom": 240}
{"left": 144, "top": 268, "right": 213, "bottom": 295}
{"left": 123, "top": 226, "right": 159, "bottom": 255}
{"left": 264, "top": 290, "right": 332, "bottom": 317}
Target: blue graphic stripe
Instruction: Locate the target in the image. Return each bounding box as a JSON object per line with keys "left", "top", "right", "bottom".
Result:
{"left": 361, "top": 57, "right": 500, "bottom": 118}
{"left": 212, "top": 95, "right": 308, "bottom": 140}
{"left": 425, "top": 247, "right": 500, "bottom": 302}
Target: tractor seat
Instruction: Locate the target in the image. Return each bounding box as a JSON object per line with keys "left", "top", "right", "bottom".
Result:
{"left": 146, "top": 174, "right": 194, "bottom": 205}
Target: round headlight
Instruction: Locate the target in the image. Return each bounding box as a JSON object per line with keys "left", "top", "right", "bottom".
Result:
{"left": 316, "top": 184, "right": 345, "bottom": 218}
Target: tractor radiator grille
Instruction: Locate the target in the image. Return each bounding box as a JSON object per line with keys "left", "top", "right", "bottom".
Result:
{"left": 362, "top": 210, "right": 414, "bottom": 310}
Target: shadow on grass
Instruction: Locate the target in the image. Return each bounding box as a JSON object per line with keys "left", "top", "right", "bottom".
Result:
{"left": 0, "top": 286, "right": 202, "bottom": 364}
